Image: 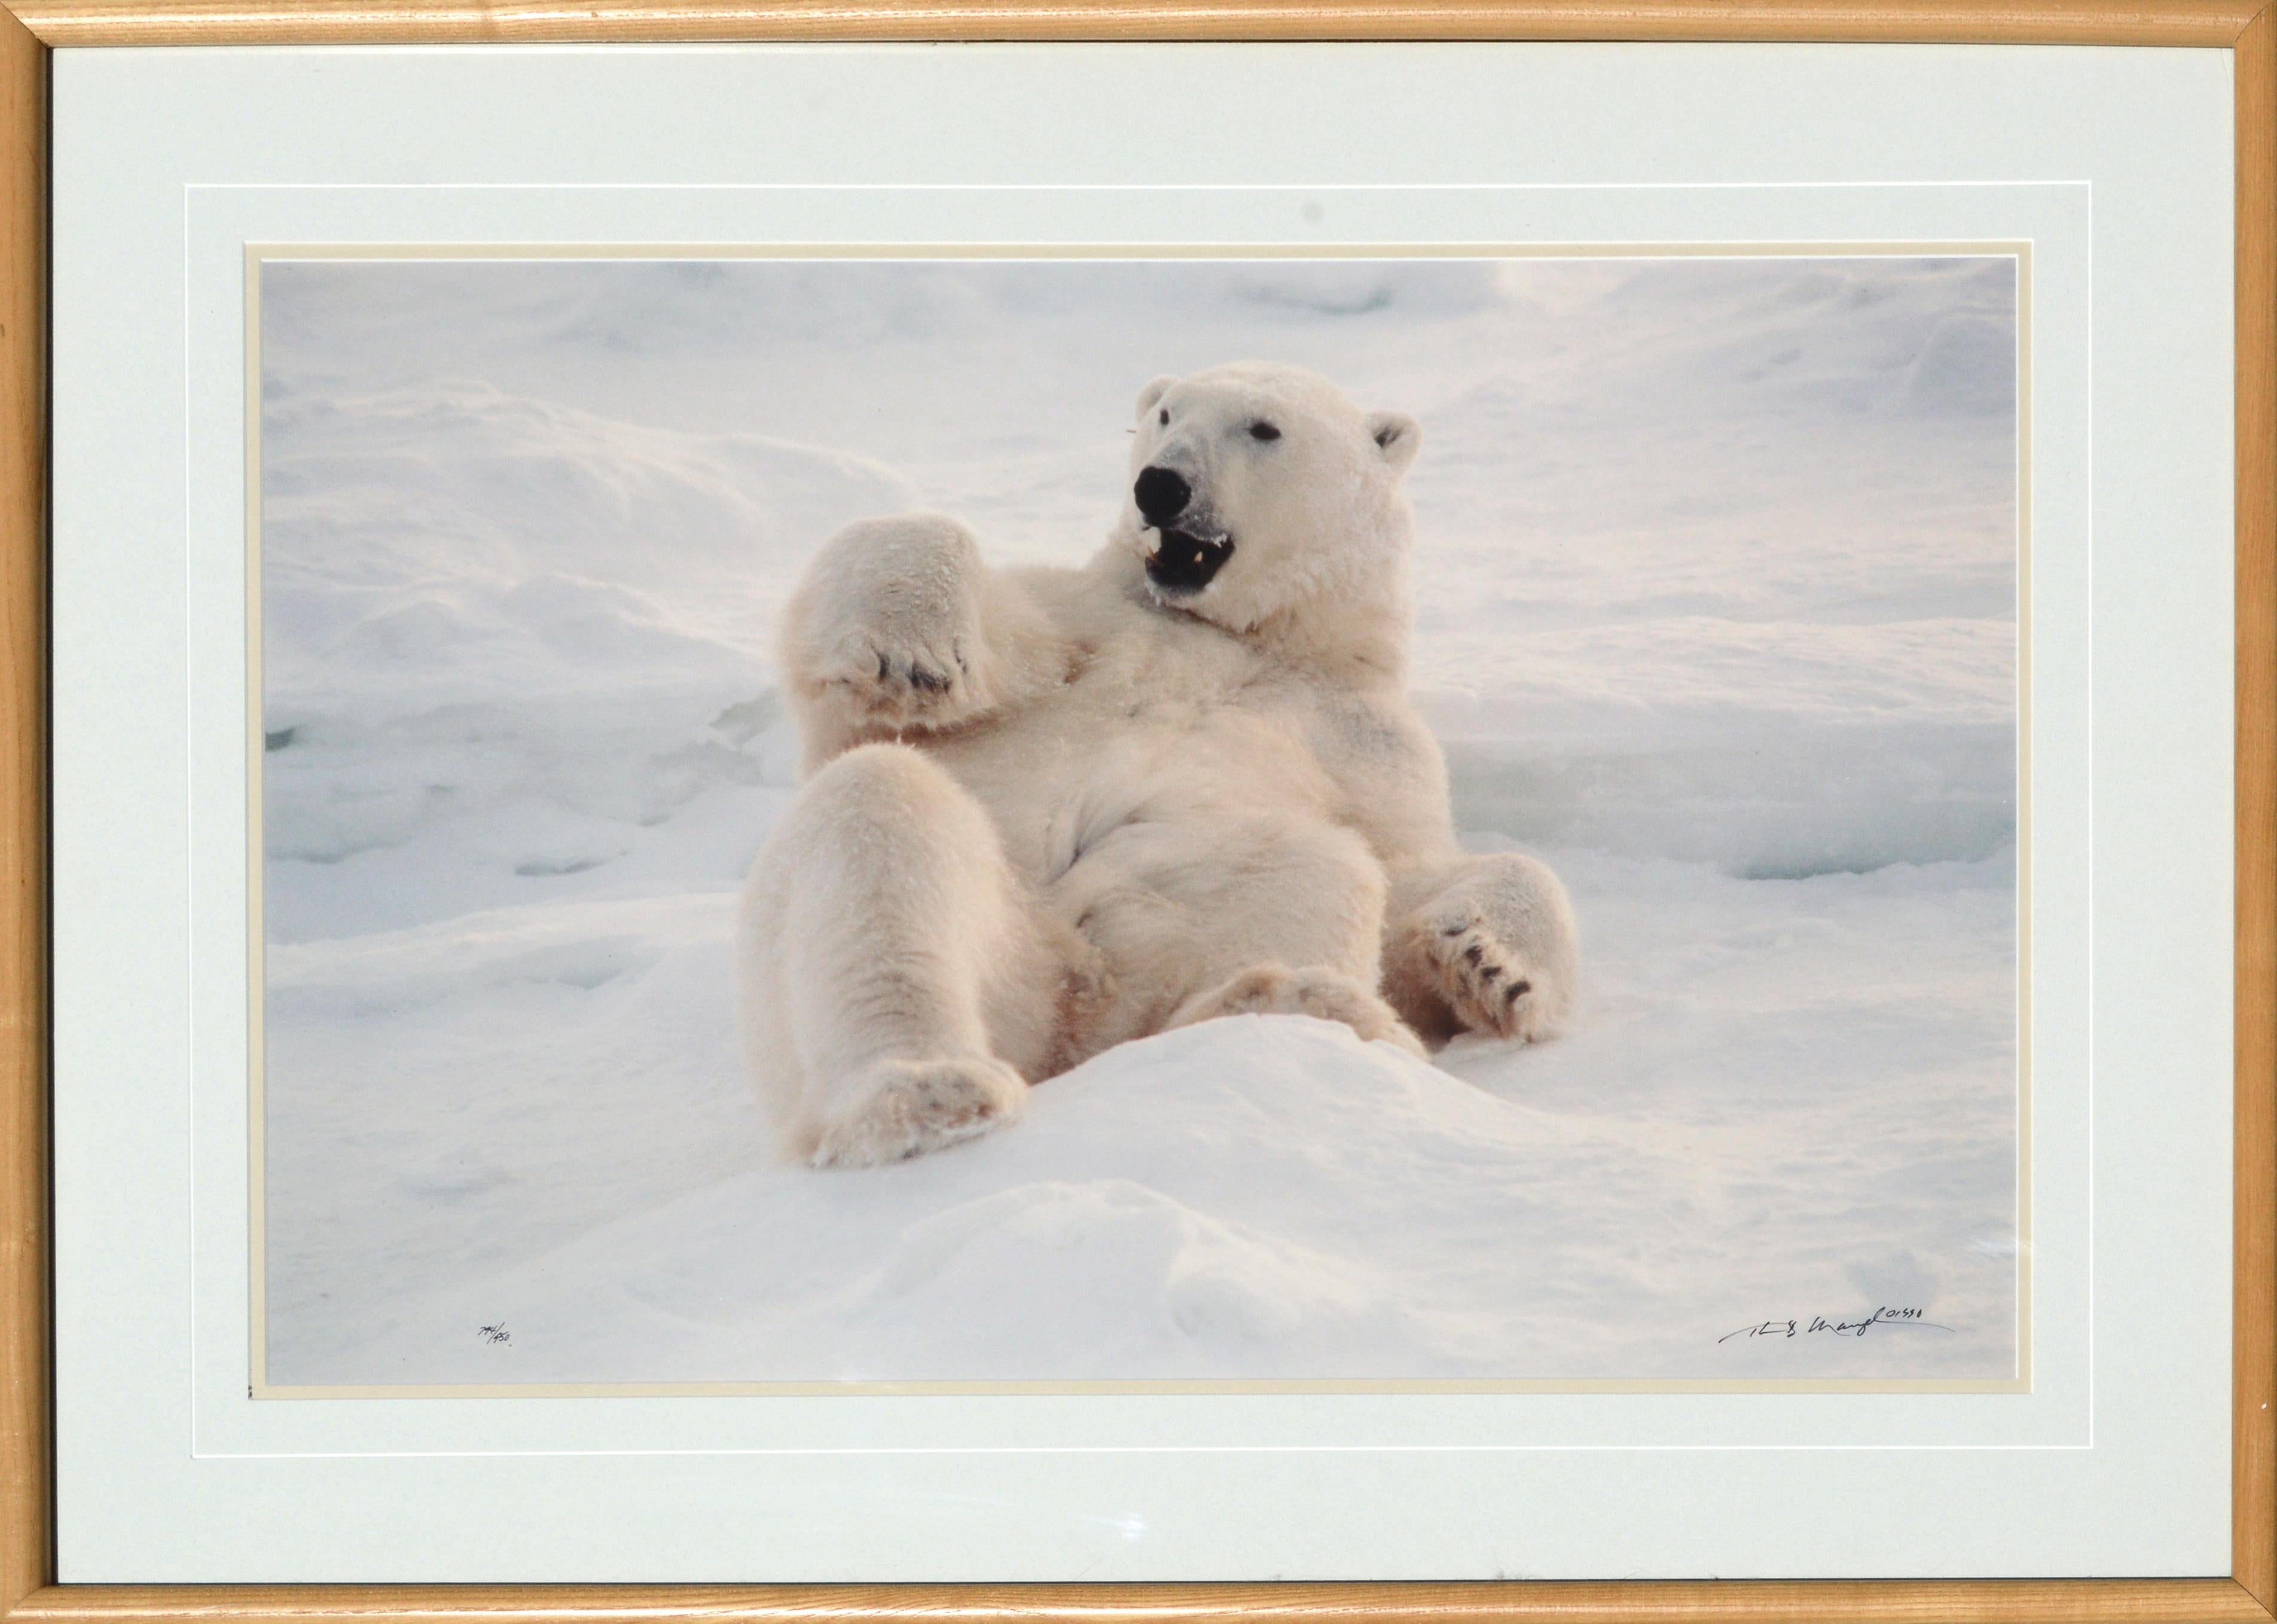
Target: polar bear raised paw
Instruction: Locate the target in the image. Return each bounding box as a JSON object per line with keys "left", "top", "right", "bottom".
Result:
{"left": 788, "top": 514, "right": 1002, "bottom": 738}
{"left": 819, "top": 626, "right": 982, "bottom": 728}
{"left": 808, "top": 1054, "right": 1027, "bottom": 1170}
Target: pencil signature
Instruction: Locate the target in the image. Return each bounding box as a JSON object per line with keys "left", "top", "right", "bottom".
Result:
{"left": 1719, "top": 1306, "right": 1955, "bottom": 1344}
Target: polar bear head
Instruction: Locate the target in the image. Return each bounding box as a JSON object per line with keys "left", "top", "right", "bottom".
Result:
{"left": 1116, "top": 362, "right": 1420, "bottom": 653}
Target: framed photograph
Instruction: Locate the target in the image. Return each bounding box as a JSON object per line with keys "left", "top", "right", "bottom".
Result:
{"left": 4, "top": 1, "right": 2269, "bottom": 1618}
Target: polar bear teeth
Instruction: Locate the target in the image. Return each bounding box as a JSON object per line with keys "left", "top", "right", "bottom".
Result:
{"left": 1143, "top": 526, "right": 1235, "bottom": 595}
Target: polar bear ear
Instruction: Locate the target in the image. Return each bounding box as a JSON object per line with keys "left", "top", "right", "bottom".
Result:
{"left": 1135, "top": 375, "right": 1177, "bottom": 422}
{"left": 1368, "top": 411, "right": 1421, "bottom": 475}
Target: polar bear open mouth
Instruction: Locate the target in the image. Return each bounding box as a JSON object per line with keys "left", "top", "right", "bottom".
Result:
{"left": 1143, "top": 525, "right": 1236, "bottom": 596}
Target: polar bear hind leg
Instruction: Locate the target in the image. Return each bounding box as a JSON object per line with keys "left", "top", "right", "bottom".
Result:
{"left": 736, "top": 743, "right": 1063, "bottom": 1168}
{"left": 1169, "top": 963, "right": 1426, "bottom": 1058}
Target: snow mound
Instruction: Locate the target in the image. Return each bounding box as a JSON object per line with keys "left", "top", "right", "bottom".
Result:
{"left": 283, "top": 954, "right": 2011, "bottom": 1385}
{"left": 263, "top": 378, "right": 911, "bottom": 718}
{"left": 313, "top": 1018, "right": 1668, "bottom": 1383}
{"left": 259, "top": 380, "right": 865, "bottom": 939}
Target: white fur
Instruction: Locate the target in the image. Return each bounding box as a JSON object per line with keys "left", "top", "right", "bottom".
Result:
{"left": 738, "top": 361, "right": 1580, "bottom": 1167}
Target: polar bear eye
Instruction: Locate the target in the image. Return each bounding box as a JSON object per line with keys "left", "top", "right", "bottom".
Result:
{"left": 1249, "top": 421, "right": 1281, "bottom": 442}
{"left": 1158, "top": 408, "right": 1169, "bottom": 426}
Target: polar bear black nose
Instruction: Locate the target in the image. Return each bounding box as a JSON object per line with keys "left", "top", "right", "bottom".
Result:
{"left": 1134, "top": 466, "right": 1192, "bottom": 526}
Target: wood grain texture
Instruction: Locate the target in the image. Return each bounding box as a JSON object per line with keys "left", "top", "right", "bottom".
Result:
{"left": 0, "top": 2, "right": 45, "bottom": 1616}
{"left": 7, "top": 1579, "right": 2275, "bottom": 1624}
{"left": 0, "top": 0, "right": 2263, "bottom": 47}
{"left": 2, "top": 3, "right": 2274, "bottom": 1622}
{"left": 2243, "top": 8, "right": 2277, "bottom": 1613}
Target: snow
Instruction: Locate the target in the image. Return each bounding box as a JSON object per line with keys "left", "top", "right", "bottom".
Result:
{"left": 258, "top": 255, "right": 2019, "bottom": 1384}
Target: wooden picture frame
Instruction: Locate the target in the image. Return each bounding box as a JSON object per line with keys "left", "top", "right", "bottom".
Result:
{"left": 3, "top": 1, "right": 2267, "bottom": 1617}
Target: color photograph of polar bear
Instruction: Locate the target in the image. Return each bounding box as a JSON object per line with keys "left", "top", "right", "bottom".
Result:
{"left": 255, "top": 252, "right": 2020, "bottom": 1387}
{"left": 748, "top": 362, "right": 1578, "bottom": 1170}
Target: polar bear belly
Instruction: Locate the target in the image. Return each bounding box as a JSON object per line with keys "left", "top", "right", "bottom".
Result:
{"left": 940, "top": 683, "right": 1390, "bottom": 1052}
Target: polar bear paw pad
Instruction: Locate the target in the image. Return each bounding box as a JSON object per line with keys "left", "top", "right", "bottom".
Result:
{"left": 810, "top": 1054, "right": 1027, "bottom": 1170}
{"left": 819, "top": 628, "right": 994, "bottom": 733}
{"left": 1178, "top": 963, "right": 1427, "bottom": 1058}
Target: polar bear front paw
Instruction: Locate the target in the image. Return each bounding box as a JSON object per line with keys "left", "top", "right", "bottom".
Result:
{"left": 816, "top": 624, "right": 992, "bottom": 732}
{"left": 810, "top": 1054, "right": 1027, "bottom": 1169}
{"left": 789, "top": 514, "right": 1002, "bottom": 736}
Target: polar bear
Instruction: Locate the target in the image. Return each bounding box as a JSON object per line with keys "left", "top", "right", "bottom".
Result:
{"left": 736, "top": 361, "right": 1579, "bottom": 1168}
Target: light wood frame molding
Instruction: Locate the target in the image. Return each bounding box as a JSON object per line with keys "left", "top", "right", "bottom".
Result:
{"left": 0, "top": 4, "right": 2267, "bottom": 1619}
